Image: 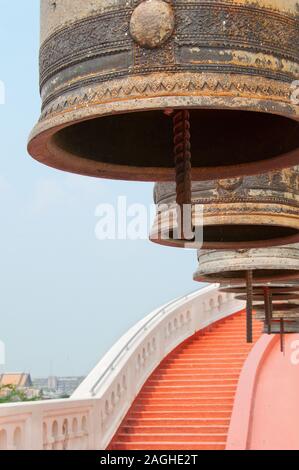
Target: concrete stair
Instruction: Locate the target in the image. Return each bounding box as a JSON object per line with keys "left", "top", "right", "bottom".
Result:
{"left": 109, "top": 311, "right": 262, "bottom": 450}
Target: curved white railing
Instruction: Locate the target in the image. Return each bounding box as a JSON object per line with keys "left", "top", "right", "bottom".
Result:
{"left": 0, "top": 285, "right": 245, "bottom": 450}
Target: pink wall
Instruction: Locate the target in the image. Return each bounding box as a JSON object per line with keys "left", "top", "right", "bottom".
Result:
{"left": 227, "top": 334, "right": 299, "bottom": 450}
{"left": 248, "top": 334, "right": 299, "bottom": 450}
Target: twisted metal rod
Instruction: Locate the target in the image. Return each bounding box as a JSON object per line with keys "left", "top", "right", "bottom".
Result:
{"left": 264, "top": 287, "right": 272, "bottom": 335}
{"left": 246, "top": 270, "right": 253, "bottom": 343}
{"left": 173, "top": 110, "right": 192, "bottom": 239}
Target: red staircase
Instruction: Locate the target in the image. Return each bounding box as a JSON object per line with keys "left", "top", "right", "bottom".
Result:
{"left": 109, "top": 311, "right": 262, "bottom": 450}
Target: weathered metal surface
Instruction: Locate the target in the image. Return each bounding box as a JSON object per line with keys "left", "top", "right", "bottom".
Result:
{"left": 256, "top": 311, "right": 299, "bottom": 319}
{"left": 263, "top": 321, "right": 299, "bottom": 334}
{"left": 28, "top": 0, "right": 299, "bottom": 181}
{"left": 254, "top": 303, "right": 299, "bottom": 314}
{"left": 194, "top": 245, "right": 299, "bottom": 283}
{"left": 223, "top": 283, "right": 299, "bottom": 337}
{"left": 130, "top": 0, "right": 175, "bottom": 48}
{"left": 220, "top": 284, "right": 299, "bottom": 294}
{"left": 225, "top": 283, "right": 299, "bottom": 336}
{"left": 151, "top": 167, "right": 299, "bottom": 249}
{"left": 235, "top": 293, "right": 299, "bottom": 301}
{"left": 255, "top": 303, "right": 299, "bottom": 346}
{"left": 258, "top": 309, "right": 299, "bottom": 338}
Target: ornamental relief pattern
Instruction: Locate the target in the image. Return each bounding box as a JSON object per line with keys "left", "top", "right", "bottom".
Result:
{"left": 40, "top": 0, "right": 299, "bottom": 89}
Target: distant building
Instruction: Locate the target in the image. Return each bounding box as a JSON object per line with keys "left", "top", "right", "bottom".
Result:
{"left": 0, "top": 373, "right": 40, "bottom": 400}
{"left": 48, "top": 376, "right": 58, "bottom": 391}
{"left": 32, "top": 377, "right": 48, "bottom": 390}
{"left": 32, "top": 376, "right": 85, "bottom": 398}
{"left": 0, "top": 373, "right": 33, "bottom": 388}
{"left": 56, "top": 377, "right": 85, "bottom": 396}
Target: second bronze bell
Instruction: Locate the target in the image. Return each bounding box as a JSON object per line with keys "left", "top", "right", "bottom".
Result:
{"left": 151, "top": 167, "right": 299, "bottom": 249}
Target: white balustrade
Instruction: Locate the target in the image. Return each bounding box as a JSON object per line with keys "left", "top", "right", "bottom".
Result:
{"left": 0, "top": 285, "right": 244, "bottom": 450}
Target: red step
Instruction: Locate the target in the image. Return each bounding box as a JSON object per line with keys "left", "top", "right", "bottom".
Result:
{"left": 139, "top": 391, "right": 235, "bottom": 398}
{"left": 128, "top": 410, "right": 233, "bottom": 419}
{"left": 111, "top": 442, "right": 226, "bottom": 450}
{"left": 108, "top": 310, "right": 262, "bottom": 451}
{"left": 125, "top": 418, "right": 231, "bottom": 427}
{"left": 121, "top": 425, "right": 229, "bottom": 434}
{"left": 134, "top": 397, "right": 235, "bottom": 405}
{"left": 115, "top": 433, "right": 227, "bottom": 443}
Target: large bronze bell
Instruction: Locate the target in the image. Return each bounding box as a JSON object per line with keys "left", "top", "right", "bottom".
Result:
{"left": 220, "top": 282, "right": 299, "bottom": 342}
{"left": 194, "top": 246, "right": 299, "bottom": 343}
{"left": 220, "top": 282, "right": 299, "bottom": 340}
{"left": 28, "top": 0, "right": 299, "bottom": 182}
{"left": 194, "top": 245, "right": 299, "bottom": 284}
{"left": 151, "top": 167, "right": 299, "bottom": 249}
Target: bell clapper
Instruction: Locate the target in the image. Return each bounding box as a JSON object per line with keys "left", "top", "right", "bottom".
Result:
{"left": 246, "top": 270, "right": 253, "bottom": 343}
{"left": 268, "top": 291, "right": 273, "bottom": 335}
{"left": 280, "top": 318, "right": 285, "bottom": 354}
{"left": 173, "top": 110, "right": 193, "bottom": 241}
{"left": 263, "top": 287, "right": 272, "bottom": 335}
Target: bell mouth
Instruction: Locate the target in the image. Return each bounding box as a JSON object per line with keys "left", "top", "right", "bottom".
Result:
{"left": 29, "top": 108, "right": 299, "bottom": 181}
{"left": 193, "top": 270, "right": 299, "bottom": 284}
{"left": 150, "top": 224, "right": 299, "bottom": 250}
{"left": 201, "top": 225, "right": 299, "bottom": 249}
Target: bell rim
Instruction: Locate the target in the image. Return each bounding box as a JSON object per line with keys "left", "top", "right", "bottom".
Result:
{"left": 194, "top": 244, "right": 299, "bottom": 281}
{"left": 150, "top": 231, "right": 299, "bottom": 250}
{"left": 28, "top": 93, "right": 299, "bottom": 182}
{"left": 193, "top": 270, "right": 299, "bottom": 284}
{"left": 150, "top": 211, "right": 299, "bottom": 250}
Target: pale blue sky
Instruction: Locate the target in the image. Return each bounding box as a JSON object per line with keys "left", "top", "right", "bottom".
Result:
{"left": 0, "top": 0, "right": 200, "bottom": 377}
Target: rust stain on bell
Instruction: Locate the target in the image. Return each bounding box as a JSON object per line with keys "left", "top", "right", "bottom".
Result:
{"left": 28, "top": 0, "right": 299, "bottom": 181}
